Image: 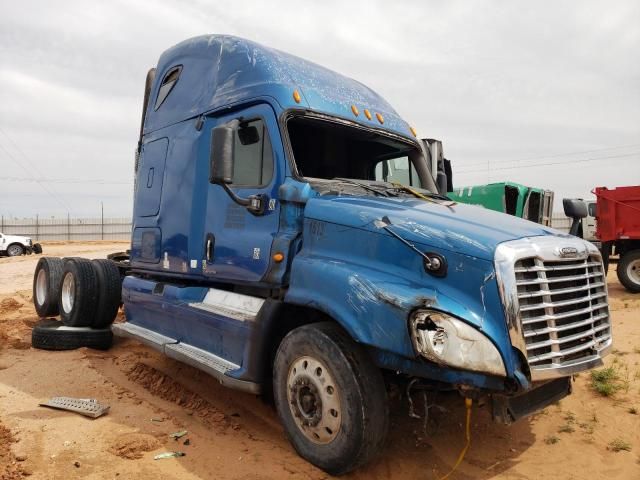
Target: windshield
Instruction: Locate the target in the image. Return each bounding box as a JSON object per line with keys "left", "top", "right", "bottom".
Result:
{"left": 286, "top": 115, "right": 437, "bottom": 195}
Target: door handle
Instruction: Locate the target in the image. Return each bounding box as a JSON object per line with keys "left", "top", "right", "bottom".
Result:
{"left": 205, "top": 233, "right": 215, "bottom": 263}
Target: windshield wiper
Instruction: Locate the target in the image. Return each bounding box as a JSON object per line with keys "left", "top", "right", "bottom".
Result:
{"left": 333, "top": 178, "right": 391, "bottom": 197}
{"left": 389, "top": 183, "right": 455, "bottom": 205}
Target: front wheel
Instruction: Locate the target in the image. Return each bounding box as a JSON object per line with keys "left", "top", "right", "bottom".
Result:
{"left": 7, "top": 244, "right": 24, "bottom": 256}
{"left": 617, "top": 249, "right": 640, "bottom": 293}
{"left": 273, "top": 322, "right": 388, "bottom": 475}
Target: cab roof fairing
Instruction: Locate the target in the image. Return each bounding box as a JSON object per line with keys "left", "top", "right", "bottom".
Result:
{"left": 143, "top": 35, "right": 415, "bottom": 139}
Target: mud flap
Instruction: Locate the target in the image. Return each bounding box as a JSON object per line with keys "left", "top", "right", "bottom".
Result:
{"left": 492, "top": 376, "right": 572, "bottom": 424}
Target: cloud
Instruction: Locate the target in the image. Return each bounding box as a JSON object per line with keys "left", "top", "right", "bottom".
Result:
{"left": 0, "top": 0, "right": 638, "bottom": 217}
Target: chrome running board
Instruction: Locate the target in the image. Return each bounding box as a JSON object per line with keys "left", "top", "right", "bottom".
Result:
{"left": 112, "top": 322, "right": 260, "bottom": 394}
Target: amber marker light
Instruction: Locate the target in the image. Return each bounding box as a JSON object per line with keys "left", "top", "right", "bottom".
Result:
{"left": 293, "top": 90, "right": 301, "bottom": 103}
{"left": 273, "top": 252, "right": 284, "bottom": 263}
{"left": 410, "top": 126, "right": 417, "bottom": 137}
{"left": 351, "top": 105, "right": 359, "bottom": 116}
{"left": 364, "top": 109, "right": 372, "bottom": 120}
{"left": 376, "top": 113, "right": 384, "bottom": 124}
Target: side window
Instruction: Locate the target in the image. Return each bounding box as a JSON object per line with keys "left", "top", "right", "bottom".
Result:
{"left": 232, "top": 119, "right": 274, "bottom": 186}
{"left": 374, "top": 156, "right": 419, "bottom": 186}
{"left": 154, "top": 65, "right": 182, "bottom": 110}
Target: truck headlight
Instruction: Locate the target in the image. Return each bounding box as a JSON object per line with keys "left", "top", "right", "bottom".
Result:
{"left": 410, "top": 310, "right": 506, "bottom": 377}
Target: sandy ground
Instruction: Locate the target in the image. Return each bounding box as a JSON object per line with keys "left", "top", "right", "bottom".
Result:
{"left": 0, "top": 242, "right": 639, "bottom": 479}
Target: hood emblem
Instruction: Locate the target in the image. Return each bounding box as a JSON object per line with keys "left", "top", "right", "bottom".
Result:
{"left": 555, "top": 246, "right": 580, "bottom": 258}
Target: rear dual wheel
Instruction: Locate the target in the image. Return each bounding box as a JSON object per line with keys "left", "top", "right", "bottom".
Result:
{"left": 60, "top": 258, "right": 98, "bottom": 327}
{"left": 59, "top": 257, "right": 122, "bottom": 327}
{"left": 33, "top": 257, "right": 121, "bottom": 327}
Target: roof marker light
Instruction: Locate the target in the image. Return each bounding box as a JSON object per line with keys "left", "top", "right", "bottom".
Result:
{"left": 364, "top": 109, "right": 372, "bottom": 120}
{"left": 376, "top": 113, "right": 384, "bottom": 124}
{"left": 351, "top": 105, "right": 359, "bottom": 116}
{"left": 410, "top": 126, "right": 417, "bottom": 137}
{"left": 293, "top": 90, "right": 301, "bottom": 103}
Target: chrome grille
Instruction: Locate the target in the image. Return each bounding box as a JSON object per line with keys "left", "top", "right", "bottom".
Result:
{"left": 514, "top": 255, "right": 611, "bottom": 371}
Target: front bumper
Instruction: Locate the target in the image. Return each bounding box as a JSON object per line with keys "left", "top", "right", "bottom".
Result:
{"left": 491, "top": 376, "right": 571, "bottom": 424}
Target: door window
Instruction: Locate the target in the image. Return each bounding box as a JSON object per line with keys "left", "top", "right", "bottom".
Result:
{"left": 232, "top": 119, "right": 274, "bottom": 187}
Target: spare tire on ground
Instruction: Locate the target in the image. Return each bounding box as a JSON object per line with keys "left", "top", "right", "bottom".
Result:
{"left": 59, "top": 257, "right": 98, "bottom": 327}
{"left": 91, "top": 259, "right": 122, "bottom": 328}
{"left": 31, "top": 319, "right": 113, "bottom": 351}
{"left": 33, "top": 257, "right": 64, "bottom": 317}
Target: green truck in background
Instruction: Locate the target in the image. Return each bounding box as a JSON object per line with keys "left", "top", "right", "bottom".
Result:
{"left": 448, "top": 182, "right": 554, "bottom": 226}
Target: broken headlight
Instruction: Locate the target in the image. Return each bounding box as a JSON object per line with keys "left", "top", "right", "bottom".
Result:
{"left": 409, "top": 310, "right": 506, "bottom": 377}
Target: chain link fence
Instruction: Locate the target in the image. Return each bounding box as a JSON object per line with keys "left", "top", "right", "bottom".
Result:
{"left": 0, "top": 216, "right": 131, "bottom": 241}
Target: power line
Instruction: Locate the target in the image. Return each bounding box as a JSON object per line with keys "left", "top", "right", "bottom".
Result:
{"left": 0, "top": 142, "right": 76, "bottom": 214}
{"left": 0, "top": 175, "right": 132, "bottom": 185}
{"left": 455, "top": 143, "right": 640, "bottom": 168}
{"left": 456, "top": 151, "right": 640, "bottom": 175}
{"left": 0, "top": 128, "right": 76, "bottom": 214}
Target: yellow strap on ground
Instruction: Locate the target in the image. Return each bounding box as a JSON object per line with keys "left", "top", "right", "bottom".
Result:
{"left": 438, "top": 397, "right": 473, "bottom": 480}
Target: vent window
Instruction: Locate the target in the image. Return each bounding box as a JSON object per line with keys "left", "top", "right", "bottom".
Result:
{"left": 154, "top": 65, "right": 182, "bottom": 110}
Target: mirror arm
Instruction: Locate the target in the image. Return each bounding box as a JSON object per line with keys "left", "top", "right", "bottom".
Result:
{"left": 220, "top": 183, "right": 267, "bottom": 216}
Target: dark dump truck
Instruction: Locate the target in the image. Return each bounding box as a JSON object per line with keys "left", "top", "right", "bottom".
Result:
{"left": 31, "top": 35, "right": 613, "bottom": 474}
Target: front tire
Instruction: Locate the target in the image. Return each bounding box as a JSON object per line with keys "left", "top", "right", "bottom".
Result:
{"left": 617, "top": 249, "right": 640, "bottom": 293}
{"left": 273, "top": 322, "right": 388, "bottom": 475}
{"left": 7, "top": 244, "right": 24, "bottom": 256}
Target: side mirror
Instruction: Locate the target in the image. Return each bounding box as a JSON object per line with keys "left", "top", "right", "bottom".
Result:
{"left": 209, "top": 120, "right": 239, "bottom": 184}
{"left": 563, "top": 198, "right": 588, "bottom": 238}
{"left": 563, "top": 198, "right": 588, "bottom": 219}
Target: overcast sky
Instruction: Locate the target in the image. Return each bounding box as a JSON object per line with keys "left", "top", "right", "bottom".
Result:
{"left": 1, "top": 0, "right": 638, "bottom": 219}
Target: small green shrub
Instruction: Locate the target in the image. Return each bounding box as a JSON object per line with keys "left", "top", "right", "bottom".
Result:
{"left": 591, "top": 367, "right": 623, "bottom": 397}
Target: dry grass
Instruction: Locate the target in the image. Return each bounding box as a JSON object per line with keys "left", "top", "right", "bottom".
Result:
{"left": 608, "top": 438, "right": 632, "bottom": 452}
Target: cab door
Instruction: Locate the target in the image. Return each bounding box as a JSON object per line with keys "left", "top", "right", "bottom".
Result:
{"left": 201, "top": 104, "right": 282, "bottom": 284}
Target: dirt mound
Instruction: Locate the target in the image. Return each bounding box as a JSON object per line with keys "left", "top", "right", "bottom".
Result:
{"left": 127, "top": 362, "right": 236, "bottom": 432}
{"left": 0, "top": 298, "right": 23, "bottom": 316}
{"left": 0, "top": 421, "right": 26, "bottom": 479}
{"left": 109, "top": 433, "right": 160, "bottom": 460}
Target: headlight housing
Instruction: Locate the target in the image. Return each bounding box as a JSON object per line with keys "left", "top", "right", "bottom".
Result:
{"left": 409, "top": 310, "right": 506, "bottom": 377}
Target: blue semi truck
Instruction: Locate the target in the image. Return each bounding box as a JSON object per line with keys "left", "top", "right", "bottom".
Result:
{"left": 33, "top": 35, "right": 613, "bottom": 474}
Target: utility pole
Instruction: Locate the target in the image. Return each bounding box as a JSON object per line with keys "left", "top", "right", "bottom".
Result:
{"left": 101, "top": 201, "right": 104, "bottom": 240}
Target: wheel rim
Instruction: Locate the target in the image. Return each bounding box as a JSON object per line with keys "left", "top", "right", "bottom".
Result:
{"left": 627, "top": 258, "right": 640, "bottom": 285}
{"left": 8, "top": 245, "right": 21, "bottom": 256}
{"left": 286, "top": 355, "right": 341, "bottom": 444}
{"left": 35, "top": 269, "right": 47, "bottom": 306}
{"left": 61, "top": 272, "right": 75, "bottom": 314}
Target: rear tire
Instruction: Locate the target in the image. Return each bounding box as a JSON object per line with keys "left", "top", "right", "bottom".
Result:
{"left": 33, "top": 257, "right": 64, "bottom": 317}
{"left": 33, "top": 243, "right": 43, "bottom": 254}
{"left": 617, "top": 250, "right": 640, "bottom": 293}
{"left": 7, "top": 244, "right": 24, "bottom": 257}
{"left": 91, "top": 259, "right": 122, "bottom": 328}
{"left": 59, "top": 258, "right": 98, "bottom": 327}
{"left": 31, "top": 319, "right": 113, "bottom": 351}
{"left": 273, "top": 322, "right": 388, "bottom": 475}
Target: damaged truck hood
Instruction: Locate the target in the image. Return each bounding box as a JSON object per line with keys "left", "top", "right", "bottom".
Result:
{"left": 303, "top": 195, "right": 564, "bottom": 260}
